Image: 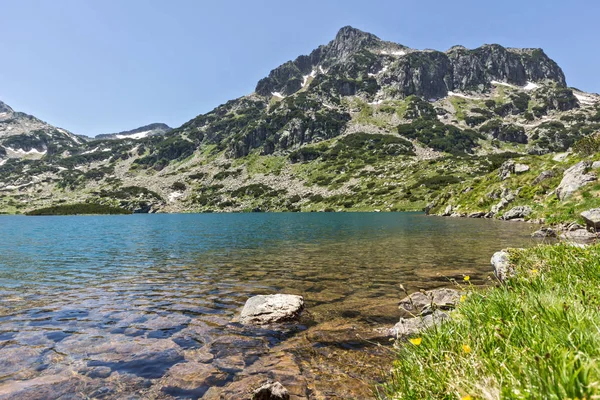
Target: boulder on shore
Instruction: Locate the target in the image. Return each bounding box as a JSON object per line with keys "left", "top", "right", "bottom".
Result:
{"left": 252, "top": 381, "right": 290, "bottom": 400}
{"left": 581, "top": 208, "right": 600, "bottom": 231}
{"left": 560, "top": 229, "right": 598, "bottom": 243}
{"left": 239, "top": 294, "right": 304, "bottom": 325}
{"left": 531, "top": 227, "right": 557, "bottom": 238}
{"left": 502, "top": 206, "right": 532, "bottom": 220}
{"left": 391, "top": 310, "right": 449, "bottom": 338}
{"left": 556, "top": 161, "right": 596, "bottom": 200}
{"left": 398, "top": 288, "right": 461, "bottom": 316}
{"left": 491, "top": 250, "right": 513, "bottom": 282}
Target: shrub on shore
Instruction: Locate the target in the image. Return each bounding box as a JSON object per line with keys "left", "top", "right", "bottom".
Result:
{"left": 26, "top": 203, "right": 131, "bottom": 215}
{"left": 379, "top": 243, "right": 600, "bottom": 399}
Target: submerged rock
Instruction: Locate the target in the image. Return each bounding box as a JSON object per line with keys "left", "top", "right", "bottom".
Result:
{"left": 531, "top": 227, "right": 557, "bottom": 238}
{"left": 468, "top": 212, "right": 485, "bottom": 218}
{"left": 398, "top": 288, "right": 461, "bottom": 316}
{"left": 239, "top": 294, "right": 304, "bottom": 325}
{"left": 391, "top": 311, "right": 449, "bottom": 337}
{"left": 581, "top": 208, "right": 600, "bottom": 231}
{"left": 491, "top": 250, "right": 513, "bottom": 282}
{"left": 556, "top": 161, "right": 596, "bottom": 200}
{"left": 252, "top": 381, "right": 290, "bottom": 400}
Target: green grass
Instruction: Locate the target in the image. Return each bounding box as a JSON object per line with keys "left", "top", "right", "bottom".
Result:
{"left": 378, "top": 243, "right": 600, "bottom": 399}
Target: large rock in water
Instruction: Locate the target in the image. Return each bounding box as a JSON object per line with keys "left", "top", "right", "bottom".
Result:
{"left": 239, "top": 294, "right": 304, "bottom": 325}
{"left": 398, "top": 288, "right": 461, "bottom": 316}
{"left": 581, "top": 208, "right": 600, "bottom": 231}
{"left": 491, "top": 250, "right": 513, "bottom": 282}
{"left": 556, "top": 161, "right": 596, "bottom": 200}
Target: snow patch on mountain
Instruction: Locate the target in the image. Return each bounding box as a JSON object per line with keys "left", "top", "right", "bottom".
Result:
{"left": 116, "top": 130, "right": 152, "bottom": 140}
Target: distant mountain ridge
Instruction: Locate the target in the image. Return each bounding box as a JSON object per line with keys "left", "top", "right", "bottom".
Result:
{"left": 0, "top": 25, "right": 599, "bottom": 217}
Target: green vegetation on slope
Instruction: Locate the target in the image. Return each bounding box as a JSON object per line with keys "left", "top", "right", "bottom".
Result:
{"left": 379, "top": 243, "right": 600, "bottom": 399}
{"left": 26, "top": 203, "right": 131, "bottom": 215}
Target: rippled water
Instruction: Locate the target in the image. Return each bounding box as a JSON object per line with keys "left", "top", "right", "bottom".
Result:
{"left": 0, "top": 213, "right": 536, "bottom": 399}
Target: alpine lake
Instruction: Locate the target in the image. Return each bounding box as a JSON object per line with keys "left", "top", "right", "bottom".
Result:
{"left": 0, "top": 212, "right": 537, "bottom": 399}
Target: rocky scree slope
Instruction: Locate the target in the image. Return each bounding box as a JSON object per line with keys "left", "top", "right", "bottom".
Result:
{"left": 0, "top": 26, "right": 599, "bottom": 216}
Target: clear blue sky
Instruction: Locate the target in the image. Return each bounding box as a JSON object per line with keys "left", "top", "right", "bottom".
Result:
{"left": 1, "top": 0, "right": 598, "bottom": 136}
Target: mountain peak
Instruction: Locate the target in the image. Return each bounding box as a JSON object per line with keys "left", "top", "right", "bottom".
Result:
{"left": 334, "top": 26, "right": 379, "bottom": 44}
{"left": 0, "top": 101, "right": 14, "bottom": 115}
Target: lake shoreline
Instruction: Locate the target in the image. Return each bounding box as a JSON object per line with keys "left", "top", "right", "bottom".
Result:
{"left": 379, "top": 242, "right": 600, "bottom": 399}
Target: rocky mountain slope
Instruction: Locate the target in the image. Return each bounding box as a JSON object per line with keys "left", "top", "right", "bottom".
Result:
{"left": 0, "top": 100, "right": 83, "bottom": 163}
{"left": 0, "top": 26, "right": 599, "bottom": 221}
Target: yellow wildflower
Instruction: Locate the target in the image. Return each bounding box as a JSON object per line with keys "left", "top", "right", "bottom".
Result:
{"left": 464, "top": 276, "right": 470, "bottom": 282}
{"left": 462, "top": 396, "right": 473, "bottom": 400}
{"left": 530, "top": 269, "right": 539, "bottom": 275}
{"left": 460, "top": 295, "right": 467, "bottom": 302}
{"left": 409, "top": 337, "right": 422, "bottom": 346}
{"left": 462, "top": 344, "right": 472, "bottom": 353}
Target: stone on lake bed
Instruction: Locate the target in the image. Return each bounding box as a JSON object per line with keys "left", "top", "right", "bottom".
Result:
{"left": 252, "top": 381, "right": 290, "bottom": 400}
{"left": 239, "top": 294, "right": 304, "bottom": 325}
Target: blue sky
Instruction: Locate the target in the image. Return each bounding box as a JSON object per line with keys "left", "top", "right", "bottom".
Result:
{"left": 1, "top": 0, "right": 598, "bottom": 136}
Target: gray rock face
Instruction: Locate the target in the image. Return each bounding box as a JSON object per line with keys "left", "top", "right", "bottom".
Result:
{"left": 581, "top": 208, "right": 600, "bottom": 230}
{"left": 533, "top": 170, "right": 555, "bottom": 184}
{"left": 498, "top": 160, "right": 515, "bottom": 181}
{"left": 514, "top": 164, "right": 530, "bottom": 174}
{"left": 442, "top": 204, "right": 453, "bottom": 216}
{"left": 491, "top": 189, "right": 516, "bottom": 214}
{"left": 560, "top": 230, "right": 598, "bottom": 243}
{"left": 556, "top": 161, "right": 596, "bottom": 200}
{"left": 502, "top": 205, "right": 532, "bottom": 220}
{"left": 398, "top": 288, "right": 461, "bottom": 316}
{"left": 256, "top": 26, "right": 566, "bottom": 99}
{"left": 392, "top": 310, "right": 449, "bottom": 338}
{"left": 491, "top": 250, "right": 513, "bottom": 282}
{"left": 239, "top": 294, "right": 304, "bottom": 325}
{"left": 252, "top": 381, "right": 290, "bottom": 400}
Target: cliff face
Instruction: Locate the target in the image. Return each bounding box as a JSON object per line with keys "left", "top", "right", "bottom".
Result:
{"left": 256, "top": 26, "right": 566, "bottom": 100}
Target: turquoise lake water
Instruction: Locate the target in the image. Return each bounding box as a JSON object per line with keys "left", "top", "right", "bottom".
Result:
{"left": 0, "top": 212, "right": 536, "bottom": 399}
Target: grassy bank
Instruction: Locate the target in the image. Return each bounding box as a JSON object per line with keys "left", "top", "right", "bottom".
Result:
{"left": 379, "top": 243, "right": 600, "bottom": 399}
{"left": 26, "top": 203, "right": 131, "bottom": 215}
